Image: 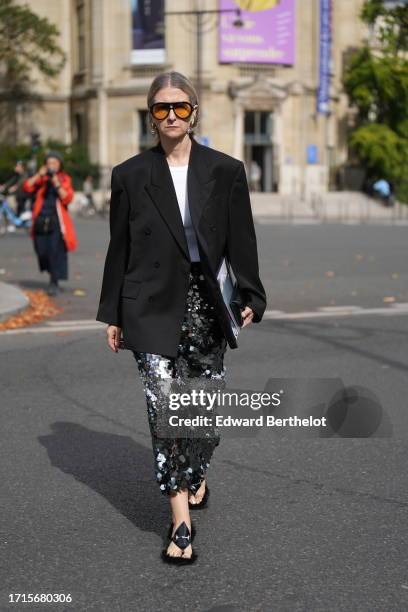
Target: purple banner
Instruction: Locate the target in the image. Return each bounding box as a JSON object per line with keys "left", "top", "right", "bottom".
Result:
{"left": 218, "top": 0, "right": 295, "bottom": 65}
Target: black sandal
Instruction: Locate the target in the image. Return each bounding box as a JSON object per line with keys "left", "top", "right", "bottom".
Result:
{"left": 188, "top": 482, "right": 210, "bottom": 509}
{"left": 167, "top": 521, "right": 196, "bottom": 541}
{"left": 161, "top": 521, "right": 198, "bottom": 565}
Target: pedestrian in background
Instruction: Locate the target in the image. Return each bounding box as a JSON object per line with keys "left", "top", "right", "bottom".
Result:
{"left": 372, "top": 178, "right": 395, "bottom": 208}
{"left": 0, "top": 160, "right": 29, "bottom": 217}
{"left": 249, "top": 159, "right": 262, "bottom": 192}
{"left": 23, "top": 151, "right": 77, "bottom": 296}
{"left": 82, "top": 175, "right": 95, "bottom": 211}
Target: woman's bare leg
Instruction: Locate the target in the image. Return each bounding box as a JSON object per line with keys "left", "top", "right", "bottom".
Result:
{"left": 166, "top": 488, "right": 193, "bottom": 558}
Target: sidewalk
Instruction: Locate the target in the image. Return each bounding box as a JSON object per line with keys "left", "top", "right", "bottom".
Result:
{"left": 69, "top": 189, "right": 408, "bottom": 223}
{"left": 250, "top": 191, "right": 408, "bottom": 222}
{"left": 0, "top": 281, "right": 29, "bottom": 322}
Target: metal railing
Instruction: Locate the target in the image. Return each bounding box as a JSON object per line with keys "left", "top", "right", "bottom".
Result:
{"left": 309, "top": 192, "right": 408, "bottom": 223}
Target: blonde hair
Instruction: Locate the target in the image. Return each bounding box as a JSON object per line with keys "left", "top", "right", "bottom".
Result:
{"left": 146, "top": 71, "right": 199, "bottom": 142}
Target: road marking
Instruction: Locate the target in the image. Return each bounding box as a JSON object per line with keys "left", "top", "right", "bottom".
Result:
{"left": 264, "top": 303, "right": 408, "bottom": 320}
{"left": 255, "top": 217, "right": 408, "bottom": 225}
{"left": 1, "top": 304, "right": 408, "bottom": 336}
{"left": 1, "top": 321, "right": 104, "bottom": 335}
{"left": 46, "top": 319, "right": 101, "bottom": 326}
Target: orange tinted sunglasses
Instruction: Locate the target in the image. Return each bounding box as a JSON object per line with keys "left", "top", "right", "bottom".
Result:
{"left": 149, "top": 101, "right": 196, "bottom": 120}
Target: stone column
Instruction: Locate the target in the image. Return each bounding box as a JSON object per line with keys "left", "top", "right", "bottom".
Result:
{"left": 232, "top": 99, "right": 244, "bottom": 161}
{"left": 92, "top": 0, "right": 110, "bottom": 186}
{"left": 273, "top": 104, "right": 283, "bottom": 193}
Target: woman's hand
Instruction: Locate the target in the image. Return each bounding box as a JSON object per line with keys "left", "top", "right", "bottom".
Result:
{"left": 51, "top": 173, "right": 68, "bottom": 199}
{"left": 26, "top": 166, "right": 46, "bottom": 188}
{"left": 241, "top": 306, "right": 254, "bottom": 328}
{"left": 107, "top": 325, "right": 123, "bottom": 352}
{"left": 51, "top": 174, "right": 61, "bottom": 188}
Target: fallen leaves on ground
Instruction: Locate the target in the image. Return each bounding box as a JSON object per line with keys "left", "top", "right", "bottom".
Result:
{"left": 0, "top": 290, "right": 63, "bottom": 331}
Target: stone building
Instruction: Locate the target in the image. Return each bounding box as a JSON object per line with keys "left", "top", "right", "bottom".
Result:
{"left": 7, "top": 0, "right": 367, "bottom": 195}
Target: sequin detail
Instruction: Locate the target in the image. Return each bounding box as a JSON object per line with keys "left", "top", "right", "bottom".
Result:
{"left": 133, "top": 262, "right": 227, "bottom": 496}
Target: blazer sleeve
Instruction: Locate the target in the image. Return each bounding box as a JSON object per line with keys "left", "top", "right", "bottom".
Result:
{"left": 226, "top": 161, "right": 267, "bottom": 323}
{"left": 96, "top": 168, "right": 130, "bottom": 327}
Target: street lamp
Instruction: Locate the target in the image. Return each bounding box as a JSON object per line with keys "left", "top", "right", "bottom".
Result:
{"left": 164, "top": 6, "right": 244, "bottom": 136}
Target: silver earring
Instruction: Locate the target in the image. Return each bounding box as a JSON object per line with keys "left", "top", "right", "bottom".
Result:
{"left": 187, "top": 124, "right": 193, "bottom": 134}
{"left": 150, "top": 123, "right": 157, "bottom": 135}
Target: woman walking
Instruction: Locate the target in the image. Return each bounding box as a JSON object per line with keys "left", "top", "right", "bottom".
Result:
{"left": 96, "top": 71, "right": 266, "bottom": 564}
{"left": 23, "top": 151, "right": 77, "bottom": 295}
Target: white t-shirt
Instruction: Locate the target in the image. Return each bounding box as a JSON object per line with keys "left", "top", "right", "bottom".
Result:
{"left": 167, "top": 164, "right": 200, "bottom": 262}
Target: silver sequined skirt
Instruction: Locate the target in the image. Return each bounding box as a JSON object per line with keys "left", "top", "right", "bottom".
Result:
{"left": 133, "top": 261, "right": 228, "bottom": 495}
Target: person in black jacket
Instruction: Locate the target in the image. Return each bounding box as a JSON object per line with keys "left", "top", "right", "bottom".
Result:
{"left": 96, "top": 70, "right": 266, "bottom": 564}
{"left": 0, "top": 160, "right": 28, "bottom": 217}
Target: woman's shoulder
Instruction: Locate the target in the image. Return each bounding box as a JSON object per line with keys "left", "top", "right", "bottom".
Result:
{"left": 198, "top": 141, "right": 242, "bottom": 172}
{"left": 201, "top": 143, "right": 240, "bottom": 163}
{"left": 112, "top": 149, "right": 154, "bottom": 181}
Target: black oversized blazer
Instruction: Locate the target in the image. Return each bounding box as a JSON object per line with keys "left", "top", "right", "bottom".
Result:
{"left": 96, "top": 134, "right": 267, "bottom": 357}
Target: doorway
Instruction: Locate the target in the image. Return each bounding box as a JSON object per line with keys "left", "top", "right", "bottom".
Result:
{"left": 243, "top": 110, "right": 277, "bottom": 192}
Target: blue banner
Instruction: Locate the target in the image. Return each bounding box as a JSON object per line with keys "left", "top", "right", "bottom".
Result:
{"left": 307, "top": 145, "right": 318, "bottom": 164}
{"left": 317, "top": 0, "right": 332, "bottom": 114}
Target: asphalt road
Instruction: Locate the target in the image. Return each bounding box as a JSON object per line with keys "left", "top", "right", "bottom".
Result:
{"left": 1, "top": 217, "right": 408, "bottom": 612}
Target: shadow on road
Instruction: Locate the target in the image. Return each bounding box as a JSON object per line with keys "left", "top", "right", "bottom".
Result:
{"left": 38, "top": 422, "right": 167, "bottom": 538}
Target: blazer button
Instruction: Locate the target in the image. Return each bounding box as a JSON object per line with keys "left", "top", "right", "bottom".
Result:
{"left": 148, "top": 296, "right": 154, "bottom": 302}
{"left": 154, "top": 261, "right": 160, "bottom": 268}
{"left": 144, "top": 227, "right": 152, "bottom": 235}
{"left": 210, "top": 225, "right": 216, "bottom": 232}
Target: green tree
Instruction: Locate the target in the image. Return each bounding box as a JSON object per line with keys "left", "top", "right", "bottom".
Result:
{"left": 343, "top": 0, "right": 408, "bottom": 202}
{"left": 0, "top": 140, "right": 100, "bottom": 190}
{"left": 0, "top": 0, "right": 66, "bottom": 143}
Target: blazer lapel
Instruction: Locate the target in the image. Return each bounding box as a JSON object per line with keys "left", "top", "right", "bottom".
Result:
{"left": 144, "top": 137, "right": 217, "bottom": 262}
{"left": 188, "top": 138, "right": 217, "bottom": 259}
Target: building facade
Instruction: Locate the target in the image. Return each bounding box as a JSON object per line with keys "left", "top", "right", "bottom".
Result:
{"left": 10, "top": 0, "right": 367, "bottom": 195}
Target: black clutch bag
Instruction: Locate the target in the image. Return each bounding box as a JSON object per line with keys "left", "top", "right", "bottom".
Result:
{"left": 217, "top": 257, "right": 246, "bottom": 338}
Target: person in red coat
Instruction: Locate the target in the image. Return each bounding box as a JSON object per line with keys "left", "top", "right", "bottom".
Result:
{"left": 23, "top": 151, "right": 77, "bottom": 295}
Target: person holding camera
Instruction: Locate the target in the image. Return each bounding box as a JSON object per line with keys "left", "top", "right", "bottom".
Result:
{"left": 23, "top": 151, "right": 77, "bottom": 296}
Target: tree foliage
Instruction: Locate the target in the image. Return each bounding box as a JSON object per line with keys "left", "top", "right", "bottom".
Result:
{"left": 0, "top": 0, "right": 66, "bottom": 93}
{"left": 0, "top": 0, "right": 66, "bottom": 143}
{"left": 0, "top": 141, "right": 100, "bottom": 190}
{"left": 343, "top": 0, "right": 408, "bottom": 201}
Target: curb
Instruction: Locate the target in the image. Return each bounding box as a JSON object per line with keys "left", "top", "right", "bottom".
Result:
{"left": 0, "top": 281, "right": 30, "bottom": 323}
